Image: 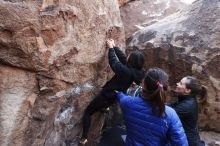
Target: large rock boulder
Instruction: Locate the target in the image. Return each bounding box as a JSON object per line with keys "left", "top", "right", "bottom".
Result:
{"left": 0, "top": 0, "right": 124, "bottom": 146}
{"left": 120, "top": 0, "right": 189, "bottom": 40}
{"left": 127, "top": 0, "right": 220, "bottom": 131}
{"left": 0, "top": 65, "right": 38, "bottom": 146}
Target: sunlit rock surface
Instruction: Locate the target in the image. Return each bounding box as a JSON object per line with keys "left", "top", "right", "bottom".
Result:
{"left": 120, "top": 0, "right": 189, "bottom": 40}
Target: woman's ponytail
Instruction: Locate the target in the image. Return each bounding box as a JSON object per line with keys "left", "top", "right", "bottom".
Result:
{"left": 185, "top": 76, "right": 208, "bottom": 105}
{"left": 199, "top": 85, "right": 208, "bottom": 104}
{"left": 142, "top": 68, "right": 168, "bottom": 117}
{"left": 146, "top": 88, "right": 166, "bottom": 117}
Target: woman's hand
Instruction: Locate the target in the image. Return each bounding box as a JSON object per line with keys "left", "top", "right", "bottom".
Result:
{"left": 106, "top": 39, "right": 115, "bottom": 48}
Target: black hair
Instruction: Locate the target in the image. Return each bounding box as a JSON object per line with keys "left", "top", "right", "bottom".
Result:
{"left": 142, "top": 68, "right": 168, "bottom": 117}
{"left": 185, "top": 76, "right": 207, "bottom": 104}
{"left": 127, "top": 51, "right": 145, "bottom": 70}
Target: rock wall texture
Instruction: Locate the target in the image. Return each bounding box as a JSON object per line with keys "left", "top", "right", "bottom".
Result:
{"left": 0, "top": 0, "right": 124, "bottom": 146}
{"left": 127, "top": 0, "right": 220, "bottom": 132}
{"left": 120, "top": 0, "right": 187, "bottom": 40}
{"left": 118, "top": 0, "right": 131, "bottom": 7}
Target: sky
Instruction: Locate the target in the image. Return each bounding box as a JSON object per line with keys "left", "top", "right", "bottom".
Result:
{"left": 180, "top": 0, "right": 196, "bottom": 4}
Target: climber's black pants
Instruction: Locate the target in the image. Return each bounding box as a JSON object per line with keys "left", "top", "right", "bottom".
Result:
{"left": 81, "top": 91, "right": 116, "bottom": 139}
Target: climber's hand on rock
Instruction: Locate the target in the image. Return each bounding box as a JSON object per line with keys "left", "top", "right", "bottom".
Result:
{"left": 110, "top": 39, "right": 115, "bottom": 47}
{"left": 106, "top": 39, "right": 114, "bottom": 48}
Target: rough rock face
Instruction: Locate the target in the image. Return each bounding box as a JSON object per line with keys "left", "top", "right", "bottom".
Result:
{"left": 120, "top": 0, "right": 188, "bottom": 40}
{"left": 0, "top": 65, "right": 38, "bottom": 146}
{"left": 0, "top": 0, "right": 124, "bottom": 146}
{"left": 127, "top": 0, "right": 220, "bottom": 131}
{"left": 200, "top": 131, "right": 220, "bottom": 146}
{"left": 118, "top": 0, "right": 136, "bottom": 7}
{"left": 118, "top": 0, "right": 131, "bottom": 7}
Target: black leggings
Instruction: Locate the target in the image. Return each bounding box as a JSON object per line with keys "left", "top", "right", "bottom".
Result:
{"left": 81, "top": 92, "right": 116, "bottom": 139}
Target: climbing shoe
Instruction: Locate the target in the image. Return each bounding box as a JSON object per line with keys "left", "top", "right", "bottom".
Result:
{"left": 79, "top": 138, "right": 88, "bottom": 145}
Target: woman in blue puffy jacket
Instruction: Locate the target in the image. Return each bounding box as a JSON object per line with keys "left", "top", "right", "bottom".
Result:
{"left": 116, "top": 68, "right": 188, "bottom": 146}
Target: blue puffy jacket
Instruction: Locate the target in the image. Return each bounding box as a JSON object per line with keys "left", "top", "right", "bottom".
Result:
{"left": 117, "top": 92, "right": 188, "bottom": 146}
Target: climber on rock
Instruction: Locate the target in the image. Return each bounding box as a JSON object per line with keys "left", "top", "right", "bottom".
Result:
{"left": 79, "top": 39, "right": 145, "bottom": 145}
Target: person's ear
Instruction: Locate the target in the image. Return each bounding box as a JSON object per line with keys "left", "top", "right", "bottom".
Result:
{"left": 185, "top": 88, "right": 191, "bottom": 94}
